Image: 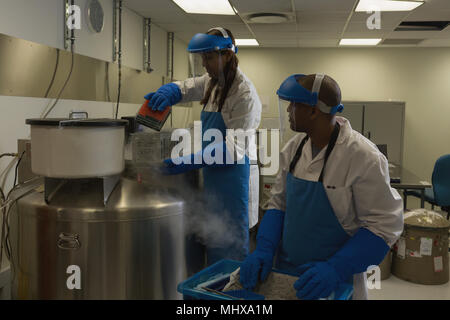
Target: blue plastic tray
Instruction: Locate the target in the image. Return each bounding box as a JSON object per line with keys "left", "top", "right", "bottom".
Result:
{"left": 177, "top": 259, "right": 354, "bottom": 300}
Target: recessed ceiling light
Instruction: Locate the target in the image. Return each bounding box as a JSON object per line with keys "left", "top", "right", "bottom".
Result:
{"left": 236, "top": 39, "right": 259, "bottom": 46}
{"left": 172, "top": 0, "right": 235, "bottom": 15}
{"left": 355, "top": 0, "right": 424, "bottom": 12}
{"left": 340, "top": 38, "right": 382, "bottom": 45}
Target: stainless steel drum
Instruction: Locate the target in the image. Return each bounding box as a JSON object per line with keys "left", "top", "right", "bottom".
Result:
{"left": 8, "top": 177, "right": 188, "bottom": 299}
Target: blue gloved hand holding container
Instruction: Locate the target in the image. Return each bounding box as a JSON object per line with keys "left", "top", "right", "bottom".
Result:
{"left": 145, "top": 83, "right": 182, "bottom": 111}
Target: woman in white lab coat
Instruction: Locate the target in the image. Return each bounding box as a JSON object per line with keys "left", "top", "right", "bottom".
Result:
{"left": 144, "top": 27, "right": 261, "bottom": 266}
{"left": 240, "top": 73, "right": 404, "bottom": 300}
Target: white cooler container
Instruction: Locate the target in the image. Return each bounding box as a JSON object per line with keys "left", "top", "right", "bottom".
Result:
{"left": 26, "top": 118, "right": 128, "bottom": 178}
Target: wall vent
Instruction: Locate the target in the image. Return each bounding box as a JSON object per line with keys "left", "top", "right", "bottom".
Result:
{"left": 395, "top": 21, "right": 450, "bottom": 31}
{"left": 243, "top": 12, "right": 295, "bottom": 24}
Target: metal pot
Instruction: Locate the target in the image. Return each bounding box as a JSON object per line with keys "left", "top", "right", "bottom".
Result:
{"left": 26, "top": 117, "right": 128, "bottom": 178}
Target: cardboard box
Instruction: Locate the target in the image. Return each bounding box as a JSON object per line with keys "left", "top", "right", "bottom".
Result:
{"left": 392, "top": 209, "right": 449, "bottom": 285}
{"left": 379, "top": 251, "right": 392, "bottom": 280}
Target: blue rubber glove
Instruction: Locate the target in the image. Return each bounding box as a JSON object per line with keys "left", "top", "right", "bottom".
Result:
{"left": 240, "top": 209, "right": 285, "bottom": 290}
{"left": 160, "top": 154, "right": 203, "bottom": 175}
{"left": 144, "top": 83, "right": 182, "bottom": 111}
{"left": 293, "top": 262, "right": 340, "bottom": 300}
{"left": 294, "top": 228, "right": 389, "bottom": 300}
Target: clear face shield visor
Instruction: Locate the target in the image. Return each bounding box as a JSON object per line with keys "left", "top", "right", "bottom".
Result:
{"left": 187, "top": 30, "right": 237, "bottom": 86}
{"left": 189, "top": 51, "right": 227, "bottom": 86}
{"left": 278, "top": 98, "right": 295, "bottom": 144}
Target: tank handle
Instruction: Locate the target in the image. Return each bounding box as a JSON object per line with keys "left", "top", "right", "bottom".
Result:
{"left": 58, "top": 232, "right": 81, "bottom": 250}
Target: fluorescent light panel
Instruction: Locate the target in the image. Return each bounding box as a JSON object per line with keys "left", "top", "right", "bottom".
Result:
{"left": 172, "top": 0, "right": 235, "bottom": 15}
{"left": 340, "top": 38, "right": 382, "bottom": 45}
{"left": 236, "top": 39, "right": 259, "bottom": 46}
{"left": 355, "top": 0, "right": 424, "bottom": 12}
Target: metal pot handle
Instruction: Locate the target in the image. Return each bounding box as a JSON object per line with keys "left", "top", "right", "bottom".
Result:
{"left": 69, "top": 111, "right": 89, "bottom": 119}
{"left": 58, "top": 232, "right": 81, "bottom": 250}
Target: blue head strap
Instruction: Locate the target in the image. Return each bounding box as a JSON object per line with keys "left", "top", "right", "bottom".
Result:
{"left": 277, "top": 74, "right": 344, "bottom": 115}
{"left": 188, "top": 27, "right": 238, "bottom": 53}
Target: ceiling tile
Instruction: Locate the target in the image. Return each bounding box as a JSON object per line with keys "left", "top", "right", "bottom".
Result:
{"left": 406, "top": 9, "right": 450, "bottom": 20}
{"left": 231, "top": 0, "right": 293, "bottom": 14}
{"left": 259, "top": 40, "right": 298, "bottom": 47}
{"left": 380, "top": 38, "right": 425, "bottom": 45}
{"left": 249, "top": 23, "right": 298, "bottom": 33}
{"left": 298, "top": 39, "right": 339, "bottom": 47}
{"left": 219, "top": 25, "right": 254, "bottom": 38}
{"left": 156, "top": 23, "right": 210, "bottom": 33}
{"left": 293, "top": 0, "right": 357, "bottom": 12}
{"left": 188, "top": 14, "right": 244, "bottom": 25}
{"left": 298, "top": 22, "right": 347, "bottom": 32}
{"left": 419, "top": 38, "right": 450, "bottom": 46}
{"left": 297, "top": 11, "right": 351, "bottom": 24}
{"left": 417, "top": 0, "right": 450, "bottom": 10}
{"left": 254, "top": 32, "right": 300, "bottom": 40}
{"left": 298, "top": 30, "right": 344, "bottom": 38}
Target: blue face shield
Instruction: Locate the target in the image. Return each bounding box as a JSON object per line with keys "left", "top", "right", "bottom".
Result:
{"left": 187, "top": 33, "right": 237, "bottom": 53}
{"left": 276, "top": 74, "right": 344, "bottom": 143}
{"left": 277, "top": 74, "right": 344, "bottom": 115}
{"left": 187, "top": 27, "right": 238, "bottom": 85}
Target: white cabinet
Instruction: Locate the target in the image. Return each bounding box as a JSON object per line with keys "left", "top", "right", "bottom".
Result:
{"left": 340, "top": 102, "right": 405, "bottom": 165}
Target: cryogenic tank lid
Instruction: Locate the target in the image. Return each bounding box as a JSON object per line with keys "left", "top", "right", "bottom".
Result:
{"left": 26, "top": 118, "right": 128, "bottom": 127}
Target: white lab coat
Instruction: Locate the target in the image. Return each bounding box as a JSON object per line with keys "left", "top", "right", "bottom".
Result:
{"left": 174, "top": 68, "right": 262, "bottom": 228}
{"left": 267, "top": 116, "right": 404, "bottom": 299}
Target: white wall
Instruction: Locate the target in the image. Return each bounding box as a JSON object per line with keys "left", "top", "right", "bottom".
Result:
{"left": 237, "top": 47, "right": 450, "bottom": 182}
{"left": 121, "top": 6, "right": 143, "bottom": 70}
{"left": 0, "top": 0, "right": 152, "bottom": 70}
{"left": 76, "top": 0, "right": 115, "bottom": 64}
{"left": 0, "top": 0, "right": 191, "bottom": 186}
{"left": 0, "top": 0, "right": 64, "bottom": 50}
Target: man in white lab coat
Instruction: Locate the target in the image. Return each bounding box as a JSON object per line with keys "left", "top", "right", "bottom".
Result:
{"left": 240, "top": 73, "right": 404, "bottom": 300}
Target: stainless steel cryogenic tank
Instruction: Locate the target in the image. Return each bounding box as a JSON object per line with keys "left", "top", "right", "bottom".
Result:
{"left": 9, "top": 177, "right": 188, "bottom": 299}
{"left": 7, "top": 118, "right": 200, "bottom": 300}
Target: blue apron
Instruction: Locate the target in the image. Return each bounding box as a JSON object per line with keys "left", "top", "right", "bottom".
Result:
{"left": 201, "top": 109, "right": 250, "bottom": 265}
{"left": 276, "top": 124, "right": 352, "bottom": 281}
